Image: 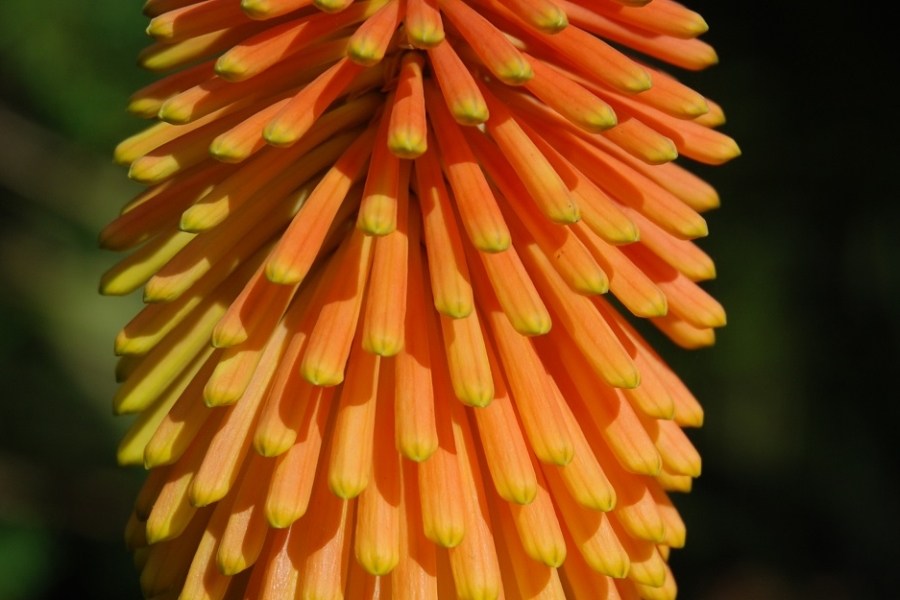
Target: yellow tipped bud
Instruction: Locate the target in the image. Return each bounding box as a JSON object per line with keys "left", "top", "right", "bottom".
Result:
{"left": 241, "top": 0, "right": 312, "bottom": 19}
{"left": 440, "top": 311, "right": 494, "bottom": 407}
{"left": 406, "top": 0, "right": 444, "bottom": 47}
{"left": 427, "top": 41, "right": 490, "bottom": 125}
{"left": 387, "top": 53, "right": 428, "bottom": 158}
{"left": 346, "top": 0, "right": 402, "bottom": 67}
{"left": 496, "top": 0, "right": 570, "bottom": 33}
{"left": 314, "top": 0, "right": 354, "bottom": 12}
{"left": 440, "top": 0, "right": 533, "bottom": 86}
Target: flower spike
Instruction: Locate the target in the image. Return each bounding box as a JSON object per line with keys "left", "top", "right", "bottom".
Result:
{"left": 104, "top": 0, "right": 737, "bottom": 597}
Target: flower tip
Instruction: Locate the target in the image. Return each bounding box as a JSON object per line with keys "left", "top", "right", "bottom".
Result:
{"left": 688, "top": 14, "right": 710, "bottom": 38}
{"left": 641, "top": 453, "right": 665, "bottom": 478}
{"left": 646, "top": 138, "right": 680, "bottom": 165}
{"left": 613, "top": 366, "right": 642, "bottom": 391}
{"left": 452, "top": 103, "right": 490, "bottom": 126}
{"left": 435, "top": 296, "right": 474, "bottom": 320}
{"left": 178, "top": 206, "right": 208, "bottom": 234}
{"left": 533, "top": 9, "right": 568, "bottom": 35}
{"left": 496, "top": 60, "right": 534, "bottom": 87}
{"left": 217, "top": 556, "right": 249, "bottom": 578}
{"left": 265, "top": 508, "right": 296, "bottom": 530}
{"left": 408, "top": 29, "right": 446, "bottom": 49}
{"left": 529, "top": 538, "right": 566, "bottom": 568}
{"left": 685, "top": 457, "right": 703, "bottom": 480}
{"left": 511, "top": 312, "right": 552, "bottom": 337}
{"left": 144, "top": 522, "right": 173, "bottom": 546}
{"left": 262, "top": 121, "right": 298, "bottom": 147}
{"left": 97, "top": 226, "right": 121, "bottom": 252}
{"left": 142, "top": 449, "right": 169, "bottom": 470}
{"left": 214, "top": 55, "right": 251, "bottom": 82}
{"left": 142, "top": 280, "right": 179, "bottom": 304}
{"left": 210, "top": 325, "right": 248, "bottom": 350}
{"left": 301, "top": 364, "right": 344, "bottom": 388}
{"left": 659, "top": 318, "right": 717, "bottom": 349}
{"left": 265, "top": 258, "right": 305, "bottom": 286}
{"left": 708, "top": 310, "right": 727, "bottom": 329}
{"left": 356, "top": 550, "right": 400, "bottom": 577}
{"left": 627, "top": 68, "right": 654, "bottom": 94}
{"left": 583, "top": 107, "right": 618, "bottom": 133}
{"left": 144, "top": 21, "right": 163, "bottom": 40}
{"left": 692, "top": 132, "right": 742, "bottom": 166}
{"left": 356, "top": 215, "right": 396, "bottom": 237}
{"left": 680, "top": 214, "right": 709, "bottom": 240}
{"left": 684, "top": 97, "right": 711, "bottom": 119}
{"left": 240, "top": 0, "right": 274, "bottom": 19}
{"left": 664, "top": 473, "right": 694, "bottom": 492}
{"left": 113, "top": 141, "right": 137, "bottom": 167}
{"left": 472, "top": 231, "right": 512, "bottom": 254}
{"left": 127, "top": 156, "right": 177, "bottom": 185}
{"left": 361, "top": 335, "right": 403, "bottom": 357}
{"left": 667, "top": 528, "right": 687, "bottom": 551}
{"left": 548, "top": 202, "right": 581, "bottom": 226}
{"left": 612, "top": 565, "right": 633, "bottom": 583}
{"left": 313, "top": 0, "right": 352, "bottom": 13}
{"left": 425, "top": 523, "right": 465, "bottom": 549}
{"left": 127, "top": 98, "right": 161, "bottom": 119}
{"left": 182, "top": 200, "right": 229, "bottom": 233}
{"left": 99, "top": 272, "right": 133, "bottom": 297}
{"left": 157, "top": 99, "right": 191, "bottom": 125}
{"left": 328, "top": 475, "right": 365, "bottom": 500}
{"left": 253, "top": 435, "right": 290, "bottom": 459}
{"left": 501, "top": 480, "right": 538, "bottom": 506}
{"left": 694, "top": 107, "right": 726, "bottom": 128}
{"left": 726, "top": 138, "right": 743, "bottom": 160}
{"left": 188, "top": 479, "right": 226, "bottom": 508}
{"left": 621, "top": 221, "right": 641, "bottom": 244}
{"left": 454, "top": 380, "right": 494, "bottom": 408}
{"left": 451, "top": 574, "right": 502, "bottom": 600}
{"left": 634, "top": 291, "right": 669, "bottom": 319}
{"left": 584, "top": 272, "right": 610, "bottom": 296}
{"left": 203, "top": 385, "right": 242, "bottom": 408}
{"left": 451, "top": 366, "right": 494, "bottom": 408}
{"left": 146, "top": 20, "right": 175, "bottom": 42}
{"left": 687, "top": 45, "right": 721, "bottom": 71}
{"left": 387, "top": 136, "right": 427, "bottom": 159}
{"left": 116, "top": 443, "right": 142, "bottom": 467}
{"left": 347, "top": 42, "right": 386, "bottom": 67}
{"left": 112, "top": 333, "right": 133, "bottom": 357}
{"left": 538, "top": 439, "right": 575, "bottom": 467}
{"left": 136, "top": 48, "right": 169, "bottom": 73}
{"left": 208, "top": 137, "right": 249, "bottom": 163}
{"left": 691, "top": 410, "right": 706, "bottom": 428}
{"left": 399, "top": 438, "right": 438, "bottom": 462}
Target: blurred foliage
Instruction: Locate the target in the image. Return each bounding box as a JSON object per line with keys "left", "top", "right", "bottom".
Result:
{"left": 0, "top": 1, "right": 896, "bottom": 599}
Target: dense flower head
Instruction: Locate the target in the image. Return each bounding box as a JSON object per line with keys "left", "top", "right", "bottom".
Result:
{"left": 101, "top": 0, "right": 739, "bottom": 598}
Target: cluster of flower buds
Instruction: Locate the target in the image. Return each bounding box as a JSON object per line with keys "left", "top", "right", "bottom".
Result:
{"left": 101, "top": 0, "right": 739, "bottom": 598}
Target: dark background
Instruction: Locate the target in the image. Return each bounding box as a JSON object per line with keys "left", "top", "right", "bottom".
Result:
{"left": 0, "top": 1, "right": 895, "bottom": 599}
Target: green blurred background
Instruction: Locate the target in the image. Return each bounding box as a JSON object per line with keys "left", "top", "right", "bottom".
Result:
{"left": 0, "top": 1, "right": 895, "bottom": 599}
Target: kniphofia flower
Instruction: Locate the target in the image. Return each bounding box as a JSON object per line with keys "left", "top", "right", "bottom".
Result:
{"left": 101, "top": 0, "right": 739, "bottom": 597}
